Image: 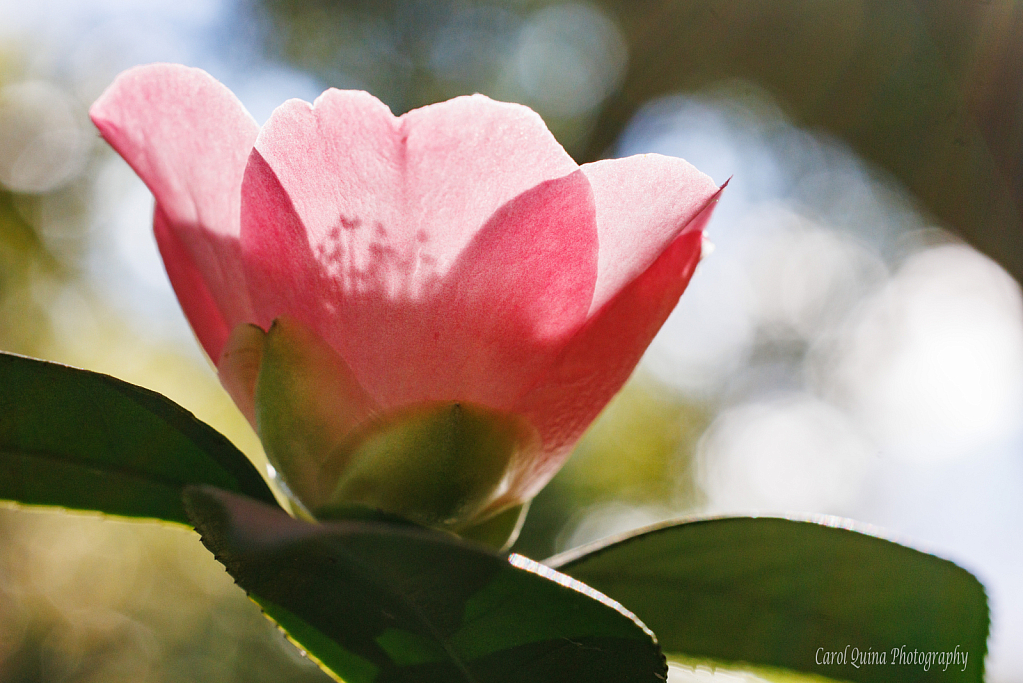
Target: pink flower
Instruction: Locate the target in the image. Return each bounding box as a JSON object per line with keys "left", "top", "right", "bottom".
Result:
{"left": 90, "top": 64, "right": 721, "bottom": 534}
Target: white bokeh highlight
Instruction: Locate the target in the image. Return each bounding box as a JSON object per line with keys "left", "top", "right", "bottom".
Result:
{"left": 823, "top": 244, "right": 1023, "bottom": 464}
{"left": 513, "top": 2, "right": 627, "bottom": 117}
{"left": 0, "top": 81, "right": 91, "bottom": 193}
{"left": 698, "top": 394, "right": 875, "bottom": 514}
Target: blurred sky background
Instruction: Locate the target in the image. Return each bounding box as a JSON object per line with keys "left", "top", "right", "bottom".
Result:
{"left": 1, "top": 1, "right": 1022, "bottom": 682}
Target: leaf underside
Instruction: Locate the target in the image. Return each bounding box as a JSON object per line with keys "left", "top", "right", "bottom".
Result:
{"left": 0, "top": 351, "right": 278, "bottom": 524}
{"left": 185, "top": 486, "right": 666, "bottom": 683}
{"left": 551, "top": 517, "right": 989, "bottom": 683}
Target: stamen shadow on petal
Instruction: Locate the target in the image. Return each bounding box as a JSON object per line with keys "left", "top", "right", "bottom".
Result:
{"left": 241, "top": 151, "right": 598, "bottom": 419}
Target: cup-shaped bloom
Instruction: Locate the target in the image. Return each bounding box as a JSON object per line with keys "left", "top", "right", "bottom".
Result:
{"left": 90, "top": 64, "right": 722, "bottom": 536}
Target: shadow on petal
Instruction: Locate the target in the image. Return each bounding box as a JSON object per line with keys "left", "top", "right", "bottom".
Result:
{"left": 241, "top": 151, "right": 598, "bottom": 414}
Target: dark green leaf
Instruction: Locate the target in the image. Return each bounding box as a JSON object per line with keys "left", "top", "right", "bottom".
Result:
{"left": 184, "top": 486, "right": 665, "bottom": 683}
{"left": 0, "top": 351, "right": 278, "bottom": 524}
{"left": 551, "top": 517, "right": 988, "bottom": 683}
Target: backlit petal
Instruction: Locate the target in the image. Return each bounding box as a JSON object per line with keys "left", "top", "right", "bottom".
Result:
{"left": 584, "top": 154, "right": 719, "bottom": 314}
{"left": 510, "top": 186, "right": 724, "bottom": 500}
{"left": 90, "top": 63, "right": 259, "bottom": 360}
{"left": 241, "top": 91, "right": 597, "bottom": 409}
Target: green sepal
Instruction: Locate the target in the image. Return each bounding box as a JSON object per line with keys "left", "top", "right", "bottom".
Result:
{"left": 458, "top": 501, "right": 530, "bottom": 551}
{"left": 254, "top": 316, "right": 536, "bottom": 542}
{"left": 322, "top": 401, "right": 538, "bottom": 534}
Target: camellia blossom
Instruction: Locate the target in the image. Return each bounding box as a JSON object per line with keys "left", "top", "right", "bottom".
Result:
{"left": 90, "top": 64, "right": 722, "bottom": 537}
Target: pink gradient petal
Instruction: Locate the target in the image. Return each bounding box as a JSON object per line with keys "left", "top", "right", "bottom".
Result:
{"left": 422, "top": 168, "right": 597, "bottom": 406}
{"left": 508, "top": 186, "right": 725, "bottom": 501}
{"left": 241, "top": 91, "right": 597, "bottom": 409}
{"left": 583, "top": 154, "right": 719, "bottom": 315}
{"left": 92, "top": 63, "right": 727, "bottom": 524}
{"left": 153, "top": 205, "right": 230, "bottom": 358}
{"left": 90, "top": 63, "right": 259, "bottom": 360}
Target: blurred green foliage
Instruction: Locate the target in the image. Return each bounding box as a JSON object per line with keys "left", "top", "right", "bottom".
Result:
{"left": 0, "top": 191, "right": 50, "bottom": 353}
{"left": 0, "top": 509, "right": 332, "bottom": 683}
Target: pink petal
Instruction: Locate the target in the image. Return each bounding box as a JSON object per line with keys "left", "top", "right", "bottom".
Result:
{"left": 241, "top": 91, "right": 597, "bottom": 410}
{"left": 153, "top": 205, "right": 231, "bottom": 359}
{"left": 584, "top": 154, "right": 720, "bottom": 315}
{"left": 509, "top": 183, "right": 725, "bottom": 501}
{"left": 90, "top": 64, "right": 259, "bottom": 361}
